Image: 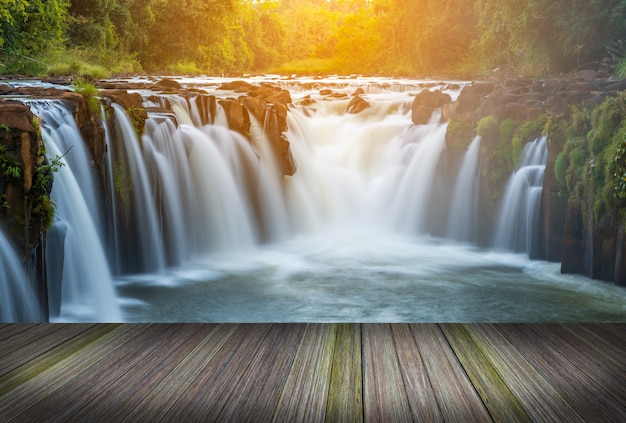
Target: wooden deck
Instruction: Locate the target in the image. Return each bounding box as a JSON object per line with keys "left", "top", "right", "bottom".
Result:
{"left": 0, "top": 324, "right": 624, "bottom": 422}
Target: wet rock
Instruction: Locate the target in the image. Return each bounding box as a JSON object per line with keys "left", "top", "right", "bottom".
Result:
{"left": 218, "top": 80, "right": 255, "bottom": 93}
{"left": 0, "top": 100, "right": 49, "bottom": 318}
{"left": 219, "top": 98, "right": 250, "bottom": 136}
{"left": 154, "top": 78, "right": 182, "bottom": 90}
{"left": 346, "top": 95, "right": 370, "bottom": 114}
{"left": 411, "top": 90, "right": 451, "bottom": 125}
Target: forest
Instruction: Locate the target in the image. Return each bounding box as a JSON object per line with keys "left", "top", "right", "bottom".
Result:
{"left": 1, "top": 0, "right": 626, "bottom": 78}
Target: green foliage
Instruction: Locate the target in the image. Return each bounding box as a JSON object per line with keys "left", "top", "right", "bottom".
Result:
{"left": 617, "top": 58, "right": 626, "bottom": 78}
{"left": 114, "top": 162, "right": 131, "bottom": 221}
{"left": 0, "top": 0, "right": 69, "bottom": 74}
{"left": 1, "top": 160, "right": 21, "bottom": 179}
{"left": 477, "top": 115, "right": 498, "bottom": 138}
{"left": 474, "top": 0, "right": 626, "bottom": 74}
{"left": 32, "top": 194, "right": 56, "bottom": 231}
{"left": 32, "top": 151, "right": 65, "bottom": 230}
{"left": 0, "top": 144, "right": 21, "bottom": 180}
{"left": 554, "top": 151, "right": 568, "bottom": 188}
{"left": 73, "top": 78, "right": 100, "bottom": 114}
{"left": 446, "top": 120, "right": 476, "bottom": 153}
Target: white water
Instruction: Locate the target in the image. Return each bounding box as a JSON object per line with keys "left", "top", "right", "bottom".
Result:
{"left": 494, "top": 136, "right": 548, "bottom": 254}
{"left": 29, "top": 101, "right": 120, "bottom": 321}
{"left": 447, "top": 136, "right": 482, "bottom": 242}
{"left": 5, "top": 78, "right": 626, "bottom": 322}
{"left": 107, "top": 104, "right": 166, "bottom": 272}
{"left": 0, "top": 229, "right": 40, "bottom": 322}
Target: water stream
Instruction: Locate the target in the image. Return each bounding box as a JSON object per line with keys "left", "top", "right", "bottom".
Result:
{"left": 4, "top": 77, "right": 626, "bottom": 322}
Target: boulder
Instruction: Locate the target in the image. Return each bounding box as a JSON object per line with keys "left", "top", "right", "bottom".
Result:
{"left": 411, "top": 90, "right": 451, "bottom": 124}
{"left": 154, "top": 78, "right": 182, "bottom": 90}
{"left": 346, "top": 95, "right": 370, "bottom": 114}
{"left": 218, "top": 80, "right": 255, "bottom": 93}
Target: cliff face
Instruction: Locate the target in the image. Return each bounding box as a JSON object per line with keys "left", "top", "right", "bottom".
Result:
{"left": 421, "top": 72, "right": 626, "bottom": 286}
{"left": 0, "top": 100, "right": 48, "bottom": 316}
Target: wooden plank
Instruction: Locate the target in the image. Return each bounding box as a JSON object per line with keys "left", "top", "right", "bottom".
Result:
{"left": 122, "top": 324, "right": 238, "bottom": 422}
{"left": 362, "top": 324, "right": 412, "bottom": 422}
{"left": 390, "top": 324, "right": 444, "bottom": 422}
{"left": 160, "top": 324, "right": 274, "bottom": 421}
{"left": 0, "top": 324, "right": 114, "bottom": 396}
{"left": 3, "top": 324, "right": 184, "bottom": 422}
{"left": 326, "top": 323, "right": 363, "bottom": 423}
{"left": 495, "top": 324, "right": 626, "bottom": 422}
{"left": 466, "top": 324, "right": 586, "bottom": 423}
{"left": 0, "top": 324, "right": 95, "bottom": 376}
{"left": 0, "top": 324, "right": 35, "bottom": 343}
{"left": 0, "top": 324, "right": 125, "bottom": 420}
{"left": 71, "top": 324, "right": 215, "bottom": 422}
{"left": 440, "top": 324, "right": 532, "bottom": 423}
{"left": 562, "top": 324, "right": 626, "bottom": 370}
{"left": 272, "top": 324, "right": 337, "bottom": 423}
{"left": 215, "top": 324, "right": 307, "bottom": 422}
{"left": 410, "top": 324, "right": 493, "bottom": 422}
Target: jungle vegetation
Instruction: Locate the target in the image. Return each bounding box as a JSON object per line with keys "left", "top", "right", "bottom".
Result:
{"left": 0, "top": 0, "right": 625, "bottom": 77}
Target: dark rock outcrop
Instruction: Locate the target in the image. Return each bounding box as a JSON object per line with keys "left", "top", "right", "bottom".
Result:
{"left": 0, "top": 100, "right": 48, "bottom": 319}
{"left": 411, "top": 90, "right": 452, "bottom": 124}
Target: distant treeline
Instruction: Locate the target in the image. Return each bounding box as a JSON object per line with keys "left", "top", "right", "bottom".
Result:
{"left": 1, "top": 0, "right": 625, "bottom": 76}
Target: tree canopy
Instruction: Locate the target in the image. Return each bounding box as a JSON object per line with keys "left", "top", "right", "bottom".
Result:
{"left": 1, "top": 0, "right": 625, "bottom": 76}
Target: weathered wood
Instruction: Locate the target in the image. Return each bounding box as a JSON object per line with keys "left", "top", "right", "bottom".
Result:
{"left": 4, "top": 325, "right": 182, "bottom": 422}
{"left": 562, "top": 324, "right": 626, "bottom": 370}
{"left": 214, "top": 324, "right": 306, "bottom": 422}
{"left": 440, "top": 324, "right": 532, "bottom": 423}
{"left": 0, "top": 324, "right": 96, "bottom": 377}
{"left": 496, "top": 324, "right": 626, "bottom": 422}
{"left": 0, "top": 324, "right": 623, "bottom": 422}
{"left": 122, "top": 324, "right": 238, "bottom": 422}
{"left": 0, "top": 325, "right": 112, "bottom": 394}
{"left": 161, "top": 324, "right": 274, "bottom": 421}
{"left": 362, "top": 324, "right": 412, "bottom": 423}
{"left": 0, "top": 324, "right": 35, "bottom": 343}
{"left": 326, "top": 323, "right": 363, "bottom": 423}
{"left": 272, "top": 324, "right": 336, "bottom": 423}
{"left": 465, "top": 324, "right": 586, "bottom": 423}
{"left": 73, "top": 324, "right": 218, "bottom": 422}
{"left": 0, "top": 324, "right": 124, "bottom": 420}
{"left": 390, "top": 324, "right": 444, "bottom": 422}
{"left": 410, "top": 324, "right": 493, "bottom": 422}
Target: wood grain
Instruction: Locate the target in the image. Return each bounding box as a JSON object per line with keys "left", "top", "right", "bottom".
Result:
{"left": 0, "top": 324, "right": 623, "bottom": 423}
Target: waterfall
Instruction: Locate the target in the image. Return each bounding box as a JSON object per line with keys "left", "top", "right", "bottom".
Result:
{"left": 183, "top": 124, "right": 258, "bottom": 252}
{"left": 0, "top": 229, "right": 41, "bottom": 322}
{"left": 387, "top": 111, "right": 448, "bottom": 234}
{"left": 30, "top": 100, "right": 121, "bottom": 322}
{"left": 284, "top": 103, "right": 412, "bottom": 233}
{"left": 105, "top": 104, "right": 166, "bottom": 273}
{"left": 249, "top": 112, "right": 291, "bottom": 241}
{"left": 493, "top": 136, "right": 548, "bottom": 254}
{"left": 447, "top": 136, "right": 482, "bottom": 242}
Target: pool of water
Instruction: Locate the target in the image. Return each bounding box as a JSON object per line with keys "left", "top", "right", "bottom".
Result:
{"left": 114, "top": 229, "right": 626, "bottom": 322}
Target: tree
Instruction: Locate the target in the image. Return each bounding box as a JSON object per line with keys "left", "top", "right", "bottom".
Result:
{"left": 140, "top": 0, "right": 240, "bottom": 71}
{"left": 0, "top": 0, "right": 69, "bottom": 72}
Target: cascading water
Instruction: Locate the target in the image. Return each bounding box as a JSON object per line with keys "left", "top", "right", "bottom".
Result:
{"left": 387, "top": 111, "right": 448, "bottom": 234}
{"left": 29, "top": 100, "right": 121, "bottom": 321}
{"left": 284, "top": 98, "right": 414, "bottom": 232}
{"left": 4, "top": 77, "right": 625, "bottom": 323}
{"left": 105, "top": 103, "right": 166, "bottom": 273}
{"left": 447, "top": 136, "right": 482, "bottom": 242}
{"left": 0, "top": 229, "right": 40, "bottom": 322}
{"left": 493, "top": 136, "right": 548, "bottom": 254}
